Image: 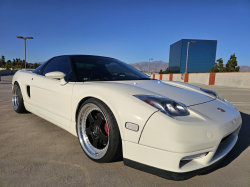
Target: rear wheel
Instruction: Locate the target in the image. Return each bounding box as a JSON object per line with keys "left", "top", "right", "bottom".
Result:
{"left": 12, "top": 82, "right": 27, "bottom": 113}
{"left": 77, "top": 98, "right": 122, "bottom": 163}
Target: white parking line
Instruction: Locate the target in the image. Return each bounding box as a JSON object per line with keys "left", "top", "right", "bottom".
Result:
{"left": 222, "top": 94, "right": 250, "bottom": 95}
{"left": 233, "top": 104, "right": 250, "bottom": 106}
{"left": 231, "top": 102, "right": 250, "bottom": 106}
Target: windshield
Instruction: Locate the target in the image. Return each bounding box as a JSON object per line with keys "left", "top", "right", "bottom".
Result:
{"left": 71, "top": 56, "right": 151, "bottom": 82}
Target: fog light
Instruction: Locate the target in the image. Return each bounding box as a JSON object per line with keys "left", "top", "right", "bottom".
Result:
{"left": 181, "top": 152, "right": 208, "bottom": 161}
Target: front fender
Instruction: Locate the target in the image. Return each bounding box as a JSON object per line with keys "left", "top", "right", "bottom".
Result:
{"left": 72, "top": 82, "right": 158, "bottom": 143}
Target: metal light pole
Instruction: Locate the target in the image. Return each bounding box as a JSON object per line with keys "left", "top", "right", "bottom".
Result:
{"left": 16, "top": 36, "right": 34, "bottom": 69}
{"left": 148, "top": 58, "right": 153, "bottom": 73}
{"left": 185, "top": 41, "right": 196, "bottom": 73}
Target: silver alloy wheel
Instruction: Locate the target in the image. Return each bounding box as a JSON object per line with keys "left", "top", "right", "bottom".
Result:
{"left": 12, "top": 85, "right": 19, "bottom": 110}
{"left": 77, "top": 103, "right": 109, "bottom": 159}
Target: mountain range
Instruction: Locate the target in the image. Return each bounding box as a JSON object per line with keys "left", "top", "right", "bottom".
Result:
{"left": 130, "top": 61, "right": 250, "bottom": 73}
{"left": 239, "top": 66, "right": 250, "bottom": 72}
{"left": 130, "top": 61, "right": 169, "bottom": 73}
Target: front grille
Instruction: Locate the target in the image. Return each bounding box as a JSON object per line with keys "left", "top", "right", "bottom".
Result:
{"left": 220, "top": 133, "right": 232, "bottom": 144}
{"left": 210, "top": 124, "right": 241, "bottom": 163}
{"left": 179, "top": 160, "right": 191, "bottom": 168}
{"left": 220, "top": 124, "right": 241, "bottom": 144}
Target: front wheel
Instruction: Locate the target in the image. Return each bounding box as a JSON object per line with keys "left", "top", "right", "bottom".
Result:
{"left": 77, "top": 98, "right": 122, "bottom": 163}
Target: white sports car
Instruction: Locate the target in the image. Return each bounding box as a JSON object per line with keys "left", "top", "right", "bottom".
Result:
{"left": 12, "top": 55, "right": 241, "bottom": 180}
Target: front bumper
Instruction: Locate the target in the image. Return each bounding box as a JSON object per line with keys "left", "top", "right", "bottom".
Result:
{"left": 123, "top": 124, "right": 241, "bottom": 180}
{"left": 123, "top": 100, "right": 242, "bottom": 180}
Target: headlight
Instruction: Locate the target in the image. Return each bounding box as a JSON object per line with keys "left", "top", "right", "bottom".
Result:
{"left": 200, "top": 88, "right": 225, "bottom": 101}
{"left": 134, "top": 95, "right": 189, "bottom": 117}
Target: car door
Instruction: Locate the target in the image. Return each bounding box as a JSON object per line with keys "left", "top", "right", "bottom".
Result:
{"left": 31, "top": 56, "right": 75, "bottom": 128}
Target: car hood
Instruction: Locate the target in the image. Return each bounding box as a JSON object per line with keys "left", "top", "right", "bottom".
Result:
{"left": 86, "top": 80, "right": 214, "bottom": 106}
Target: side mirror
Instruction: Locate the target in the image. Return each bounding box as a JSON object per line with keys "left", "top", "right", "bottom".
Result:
{"left": 45, "top": 71, "right": 67, "bottom": 85}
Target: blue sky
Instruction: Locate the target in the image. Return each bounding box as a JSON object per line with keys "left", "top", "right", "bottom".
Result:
{"left": 0, "top": 0, "right": 249, "bottom": 65}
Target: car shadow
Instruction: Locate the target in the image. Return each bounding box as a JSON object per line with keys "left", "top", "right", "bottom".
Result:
{"left": 200, "top": 111, "right": 250, "bottom": 175}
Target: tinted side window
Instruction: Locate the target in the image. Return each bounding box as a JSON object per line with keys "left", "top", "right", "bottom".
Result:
{"left": 42, "top": 57, "right": 74, "bottom": 81}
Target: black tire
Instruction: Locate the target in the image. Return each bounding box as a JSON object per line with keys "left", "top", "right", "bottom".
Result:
{"left": 12, "top": 82, "right": 27, "bottom": 113}
{"left": 76, "top": 98, "right": 122, "bottom": 163}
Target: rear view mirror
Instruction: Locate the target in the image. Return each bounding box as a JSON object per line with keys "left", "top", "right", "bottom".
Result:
{"left": 45, "top": 71, "right": 66, "bottom": 85}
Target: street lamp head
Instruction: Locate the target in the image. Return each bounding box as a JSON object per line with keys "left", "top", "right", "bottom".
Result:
{"left": 16, "top": 36, "right": 34, "bottom": 39}
{"left": 149, "top": 58, "right": 153, "bottom": 60}
{"left": 190, "top": 41, "right": 196, "bottom": 43}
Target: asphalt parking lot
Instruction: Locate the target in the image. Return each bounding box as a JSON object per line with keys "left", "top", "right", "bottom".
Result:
{"left": 0, "top": 75, "right": 249, "bottom": 187}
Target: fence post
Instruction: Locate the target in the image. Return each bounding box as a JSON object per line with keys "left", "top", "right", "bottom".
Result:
{"left": 184, "top": 73, "right": 189, "bottom": 82}
{"left": 169, "top": 74, "right": 173, "bottom": 81}
{"left": 209, "top": 73, "right": 216, "bottom": 85}
{"left": 152, "top": 74, "right": 155, "bottom": 79}
{"left": 159, "top": 74, "right": 163, "bottom": 80}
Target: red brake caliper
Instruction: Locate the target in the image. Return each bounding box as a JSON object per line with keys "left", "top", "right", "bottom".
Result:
{"left": 104, "top": 123, "right": 109, "bottom": 135}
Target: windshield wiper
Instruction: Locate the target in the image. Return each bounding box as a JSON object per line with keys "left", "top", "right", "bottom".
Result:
{"left": 83, "top": 78, "right": 152, "bottom": 82}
